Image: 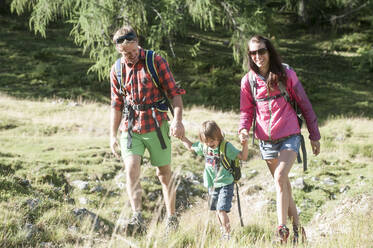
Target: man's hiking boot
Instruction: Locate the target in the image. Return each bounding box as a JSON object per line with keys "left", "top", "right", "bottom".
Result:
{"left": 165, "top": 215, "right": 179, "bottom": 234}
{"left": 292, "top": 225, "right": 307, "bottom": 244}
{"left": 123, "top": 212, "right": 146, "bottom": 236}
{"left": 276, "top": 224, "right": 290, "bottom": 244}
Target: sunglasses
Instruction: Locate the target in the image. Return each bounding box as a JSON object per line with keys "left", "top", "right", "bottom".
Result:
{"left": 249, "top": 48, "right": 267, "bottom": 57}
{"left": 115, "top": 32, "right": 137, "bottom": 44}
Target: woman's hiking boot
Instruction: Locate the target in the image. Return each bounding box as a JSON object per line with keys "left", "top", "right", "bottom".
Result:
{"left": 124, "top": 212, "right": 146, "bottom": 236}
{"left": 276, "top": 224, "right": 290, "bottom": 244}
{"left": 292, "top": 225, "right": 307, "bottom": 244}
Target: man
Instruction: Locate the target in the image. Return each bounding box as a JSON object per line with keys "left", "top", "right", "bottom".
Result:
{"left": 109, "top": 25, "right": 185, "bottom": 234}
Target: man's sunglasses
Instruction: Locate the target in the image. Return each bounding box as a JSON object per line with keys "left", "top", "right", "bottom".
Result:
{"left": 249, "top": 48, "right": 267, "bottom": 57}
{"left": 115, "top": 32, "right": 137, "bottom": 44}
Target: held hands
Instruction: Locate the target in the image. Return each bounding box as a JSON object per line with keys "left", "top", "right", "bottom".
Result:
{"left": 170, "top": 120, "right": 185, "bottom": 139}
{"left": 239, "top": 129, "right": 249, "bottom": 145}
{"left": 310, "top": 140, "right": 321, "bottom": 156}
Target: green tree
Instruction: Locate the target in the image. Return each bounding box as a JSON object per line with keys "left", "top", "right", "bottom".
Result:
{"left": 10, "top": 0, "right": 271, "bottom": 79}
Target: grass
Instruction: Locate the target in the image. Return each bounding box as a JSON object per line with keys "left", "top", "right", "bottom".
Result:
{"left": 1, "top": 7, "right": 373, "bottom": 248}
{"left": 1, "top": 93, "right": 373, "bottom": 247}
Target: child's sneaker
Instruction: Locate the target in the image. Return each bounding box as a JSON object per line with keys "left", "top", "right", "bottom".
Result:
{"left": 292, "top": 225, "right": 307, "bottom": 244}
{"left": 277, "top": 224, "right": 290, "bottom": 244}
{"left": 221, "top": 231, "right": 231, "bottom": 241}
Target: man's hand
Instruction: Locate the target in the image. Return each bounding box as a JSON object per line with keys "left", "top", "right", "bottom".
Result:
{"left": 170, "top": 120, "right": 185, "bottom": 139}
{"left": 110, "top": 136, "right": 120, "bottom": 159}
{"left": 310, "top": 140, "right": 320, "bottom": 156}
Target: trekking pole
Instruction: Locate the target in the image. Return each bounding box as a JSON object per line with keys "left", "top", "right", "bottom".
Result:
{"left": 236, "top": 183, "right": 244, "bottom": 227}
{"left": 300, "top": 135, "right": 307, "bottom": 171}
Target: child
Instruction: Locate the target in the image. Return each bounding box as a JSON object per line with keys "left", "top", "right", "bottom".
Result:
{"left": 180, "top": 120, "right": 248, "bottom": 240}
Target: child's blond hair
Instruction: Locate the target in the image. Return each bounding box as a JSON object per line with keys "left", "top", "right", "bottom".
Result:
{"left": 199, "top": 120, "right": 224, "bottom": 143}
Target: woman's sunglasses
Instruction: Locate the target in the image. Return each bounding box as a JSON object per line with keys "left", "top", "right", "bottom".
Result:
{"left": 249, "top": 48, "right": 267, "bottom": 57}
{"left": 115, "top": 32, "right": 137, "bottom": 44}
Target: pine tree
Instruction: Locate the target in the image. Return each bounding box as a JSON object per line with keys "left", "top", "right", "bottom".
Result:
{"left": 10, "top": 0, "right": 275, "bottom": 79}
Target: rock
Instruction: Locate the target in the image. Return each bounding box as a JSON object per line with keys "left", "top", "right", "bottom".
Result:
{"left": 335, "top": 134, "right": 345, "bottom": 141}
{"left": 114, "top": 172, "right": 126, "bottom": 189}
{"left": 26, "top": 198, "right": 40, "bottom": 209}
{"left": 72, "top": 208, "right": 107, "bottom": 232}
{"left": 323, "top": 177, "right": 335, "bottom": 186}
{"left": 24, "top": 223, "right": 37, "bottom": 240}
{"left": 292, "top": 177, "right": 306, "bottom": 190}
{"left": 244, "top": 185, "right": 263, "bottom": 195}
{"left": 288, "top": 172, "right": 296, "bottom": 178}
{"left": 71, "top": 180, "right": 89, "bottom": 190}
{"left": 311, "top": 176, "right": 320, "bottom": 181}
{"left": 79, "top": 197, "right": 88, "bottom": 205}
{"left": 339, "top": 185, "right": 350, "bottom": 193}
{"left": 90, "top": 185, "right": 104, "bottom": 193}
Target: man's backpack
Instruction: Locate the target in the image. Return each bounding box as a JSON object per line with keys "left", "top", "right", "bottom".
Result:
{"left": 218, "top": 140, "right": 241, "bottom": 183}
{"left": 114, "top": 50, "right": 174, "bottom": 116}
{"left": 248, "top": 64, "right": 308, "bottom": 171}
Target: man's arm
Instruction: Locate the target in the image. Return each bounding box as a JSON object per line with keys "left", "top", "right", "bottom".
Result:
{"left": 170, "top": 95, "right": 185, "bottom": 139}
{"left": 110, "top": 108, "right": 122, "bottom": 158}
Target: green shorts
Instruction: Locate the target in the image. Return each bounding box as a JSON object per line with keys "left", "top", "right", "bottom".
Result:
{"left": 120, "top": 121, "right": 171, "bottom": 166}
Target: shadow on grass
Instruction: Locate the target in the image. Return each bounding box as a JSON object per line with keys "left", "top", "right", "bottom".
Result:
{"left": 279, "top": 34, "right": 373, "bottom": 123}
{"left": 0, "top": 13, "right": 109, "bottom": 103}
{"left": 1, "top": 13, "right": 372, "bottom": 122}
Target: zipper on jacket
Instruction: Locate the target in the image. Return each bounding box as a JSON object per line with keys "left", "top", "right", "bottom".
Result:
{"left": 267, "top": 98, "right": 273, "bottom": 140}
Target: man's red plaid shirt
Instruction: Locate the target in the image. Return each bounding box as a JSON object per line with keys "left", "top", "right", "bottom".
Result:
{"left": 110, "top": 47, "right": 185, "bottom": 134}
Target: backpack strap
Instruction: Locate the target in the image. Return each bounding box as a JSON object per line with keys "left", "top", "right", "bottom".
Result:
{"left": 114, "top": 58, "right": 125, "bottom": 95}
{"left": 248, "top": 71, "right": 257, "bottom": 146}
{"left": 145, "top": 50, "right": 174, "bottom": 117}
{"left": 145, "top": 50, "right": 160, "bottom": 88}
{"left": 218, "top": 140, "right": 232, "bottom": 172}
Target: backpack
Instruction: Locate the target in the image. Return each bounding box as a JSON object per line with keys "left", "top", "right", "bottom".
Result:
{"left": 248, "top": 64, "right": 308, "bottom": 171}
{"left": 218, "top": 140, "right": 242, "bottom": 182}
{"left": 114, "top": 50, "right": 174, "bottom": 116}
{"left": 218, "top": 140, "right": 244, "bottom": 226}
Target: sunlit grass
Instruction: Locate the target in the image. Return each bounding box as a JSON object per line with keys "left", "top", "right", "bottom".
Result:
{"left": 1, "top": 93, "right": 372, "bottom": 247}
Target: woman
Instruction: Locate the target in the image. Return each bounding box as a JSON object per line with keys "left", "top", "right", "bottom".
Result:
{"left": 239, "top": 35, "right": 321, "bottom": 244}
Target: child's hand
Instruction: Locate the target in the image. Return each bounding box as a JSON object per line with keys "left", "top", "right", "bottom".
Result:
{"left": 239, "top": 129, "right": 249, "bottom": 144}
{"left": 240, "top": 137, "right": 248, "bottom": 146}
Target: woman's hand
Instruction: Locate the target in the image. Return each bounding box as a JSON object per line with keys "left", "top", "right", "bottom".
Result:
{"left": 239, "top": 129, "right": 249, "bottom": 144}
{"left": 310, "top": 140, "right": 320, "bottom": 156}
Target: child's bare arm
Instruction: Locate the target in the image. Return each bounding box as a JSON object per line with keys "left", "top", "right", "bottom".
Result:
{"left": 237, "top": 139, "right": 249, "bottom": 161}
{"left": 180, "top": 136, "right": 195, "bottom": 151}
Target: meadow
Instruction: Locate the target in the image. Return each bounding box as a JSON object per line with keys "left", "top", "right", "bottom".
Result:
{"left": 1, "top": 8, "right": 373, "bottom": 248}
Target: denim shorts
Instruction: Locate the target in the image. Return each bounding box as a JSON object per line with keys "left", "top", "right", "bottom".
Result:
{"left": 259, "top": 134, "right": 301, "bottom": 160}
{"left": 208, "top": 183, "right": 234, "bottom": 212}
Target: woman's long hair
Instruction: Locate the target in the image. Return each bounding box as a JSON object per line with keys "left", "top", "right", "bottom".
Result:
{"left": 248, "top": 35, "right": 287, "bottom": 92}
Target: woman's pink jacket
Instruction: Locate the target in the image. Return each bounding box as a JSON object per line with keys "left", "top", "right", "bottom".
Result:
{"left": 239, "top": 68, "right": 321, "bottom": 141}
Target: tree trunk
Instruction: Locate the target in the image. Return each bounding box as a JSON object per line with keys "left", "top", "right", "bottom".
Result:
{"left": 298, "top": 0, "right": 307, "bottom": 24}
